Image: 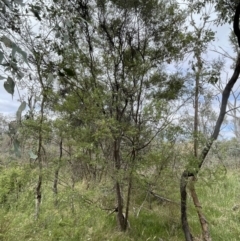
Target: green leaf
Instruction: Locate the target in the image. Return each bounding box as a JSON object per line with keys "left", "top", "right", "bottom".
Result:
{"left": 0, "top": 36, "right": 13, "bottom": 48}
{"left": 16, "top": 101, "right": 26, "bottom": 122}
{"left": 0, "top": 75, "right": 5, "bottom": 80}
{"left": 63, "top": 34, "right": 69, "bottom": 43}
{"left": 55, "top": 31, "right": 60, "bottom": 38}
{"left": 4, "top": 76, "right": 15, "bottom": 96}
{"left": 47, "top": 73, "right": 54, "bottom": 84}
{"left": 0, "top": 36, "right": 29, "bottom": 66}
{"left": 15, "top": 47, "right": 30, "bottom": 66}
{"left": 63, "top": 68, "right": 75, "bottom": 77}
{"left": 29, "top": 150, "right": 38, "bottom": 159}
{"left": 66, "top": 20, "right": 72, "bottom": 27}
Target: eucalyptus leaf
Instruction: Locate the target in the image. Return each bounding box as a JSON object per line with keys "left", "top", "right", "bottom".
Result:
{"left": 63, "top": 34, "right": 69, "bottom": 43}
{"left": 55, "top": 31, "right": 60, "bottom": 38}
{"left": 0, "top": 36, "right": 29, "bottom": 66}
{"left": 16, "top": 47, "right": 29, "bottom": 66}
{"left": 0, "top": 36, "right": 13, "bottom": 48}
{"left": 29, "top": 150, "right": 38, "bottom": 159}
{"left": 16, "top": 101, "right": 26, "bottom": 122}
{"left": 47, "top": 73, "right": 54, "bottom": 84}
{"left": 4, "top": 76, "right": 15, "bottom": 96}
{"left": 66, "top": 20, "right": 72, "bottom": 27}
{"left": 0, "top": 75, "right": 5, "bottom": 80}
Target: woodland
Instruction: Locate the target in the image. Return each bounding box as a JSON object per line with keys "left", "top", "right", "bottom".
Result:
{"left": 1, "top": 0, "right": 240, "bottom": 240}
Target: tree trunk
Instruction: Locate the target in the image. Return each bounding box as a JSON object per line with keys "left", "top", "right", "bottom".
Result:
{"left": 180, "top": 171, "right": 193, "bottom": 241}
{"left": 35, "top": 173, "right": 42, "bottom": 220}
{"left": 116, "top": 181, "right": 126, "bottom": 231}
{"left": 53, "top": 139, "right": 62, "bottom": 206}
{"left": 114, "top": 139, "right": 126, "bottom": 231}
{"left": 189, "top": 177, "right": 212, "bottom": 241}
{"left": 35, "top": 95, "right": 45, "bottom": 220}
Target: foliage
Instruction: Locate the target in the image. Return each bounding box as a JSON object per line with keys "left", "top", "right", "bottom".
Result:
{"left": 0, "top": 0, "right": 239, "bottom": 239}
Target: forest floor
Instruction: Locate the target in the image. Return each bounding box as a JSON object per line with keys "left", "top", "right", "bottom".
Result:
{"left": 0, "top": 163, "right": 239, "bottom": 241}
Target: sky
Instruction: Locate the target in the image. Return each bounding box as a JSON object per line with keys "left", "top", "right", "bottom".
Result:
{"left": 0, "top": 84, "right": 21, "bottom": 116}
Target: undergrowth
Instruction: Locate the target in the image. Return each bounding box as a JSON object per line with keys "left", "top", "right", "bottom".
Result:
{"left": 0, "top": 163, "right": 239, "bottom": 240}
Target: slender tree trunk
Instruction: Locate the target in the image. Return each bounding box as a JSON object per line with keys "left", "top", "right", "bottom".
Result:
{"left": 124, "top": 148, "right": 136, "bottom": 230}
{"left": 35, "top": 174, "right": 42, "bottom": 220}
{"left": 116, "top": 181, "right": 125, "bottom": 230}
{"left": 180, "top": 171, "right": 193, "bottom": 241}
{"left": 189, "top": 177, "right": 212, "bottom": 241}
{"left": 193, "top": 54, "right": 200, "bottom": 158}
{"left": 114, "top": 139, "right": 126, "bottom": 231}
{"left": 53, "top": 138, "right": 62, "bottom": 207}
{"left": 191, "top": 51, "right": 211, "bottom": 240}
{"left": 35, "top": 97, "right": 45, "bottom": 220}
{"left": 124, "top": 174, "right": 132, "bottom": 230}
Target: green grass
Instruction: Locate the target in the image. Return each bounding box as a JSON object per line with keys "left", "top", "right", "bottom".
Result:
{"left": 0, "top": 165, "right": 239, "bottom": 240}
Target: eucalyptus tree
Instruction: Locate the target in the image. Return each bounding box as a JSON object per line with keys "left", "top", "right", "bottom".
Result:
{"left": 180, "top": 1, "right": 240, "bottom": 240}
{"left": 45, "top": 0, "right": 191, "bottom": 231}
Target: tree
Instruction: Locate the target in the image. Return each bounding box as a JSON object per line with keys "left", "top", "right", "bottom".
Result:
{"left": 180, "top": 2, "right": 240, "bottom": 240}
{"left": 43, "top": 0, "right": 191, "bottom": 231}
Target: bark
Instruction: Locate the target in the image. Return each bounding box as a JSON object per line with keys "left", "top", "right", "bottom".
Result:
{"left": 124, "top": 173, "right": 132, "bottom": 230}
{"left": 193, "top": 54, "right": 201, "bottom": 158}
{"left": 34, "top": 47, "right": 46, "bottom": 220}
{"left": 114, "top": 139, "right": 126, "bottom": 231}
{"left": 116, "top": 181, "right": 125, "bottom": 230}
{"left": 180, "top": 171, "right": 193, "bottom": 241}
{"left": 35, "top": 174, "right": 42, "bottom": 220}
{"left": 53, "top": 139, "right": 62, "bottom": 206}
{"left": 35, "top": 97, "right": 44, "bottom": 220}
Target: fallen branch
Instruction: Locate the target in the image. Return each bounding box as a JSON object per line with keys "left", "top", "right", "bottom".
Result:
{"left": 149, "top": 191, "right": 179, "bottom": 205}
